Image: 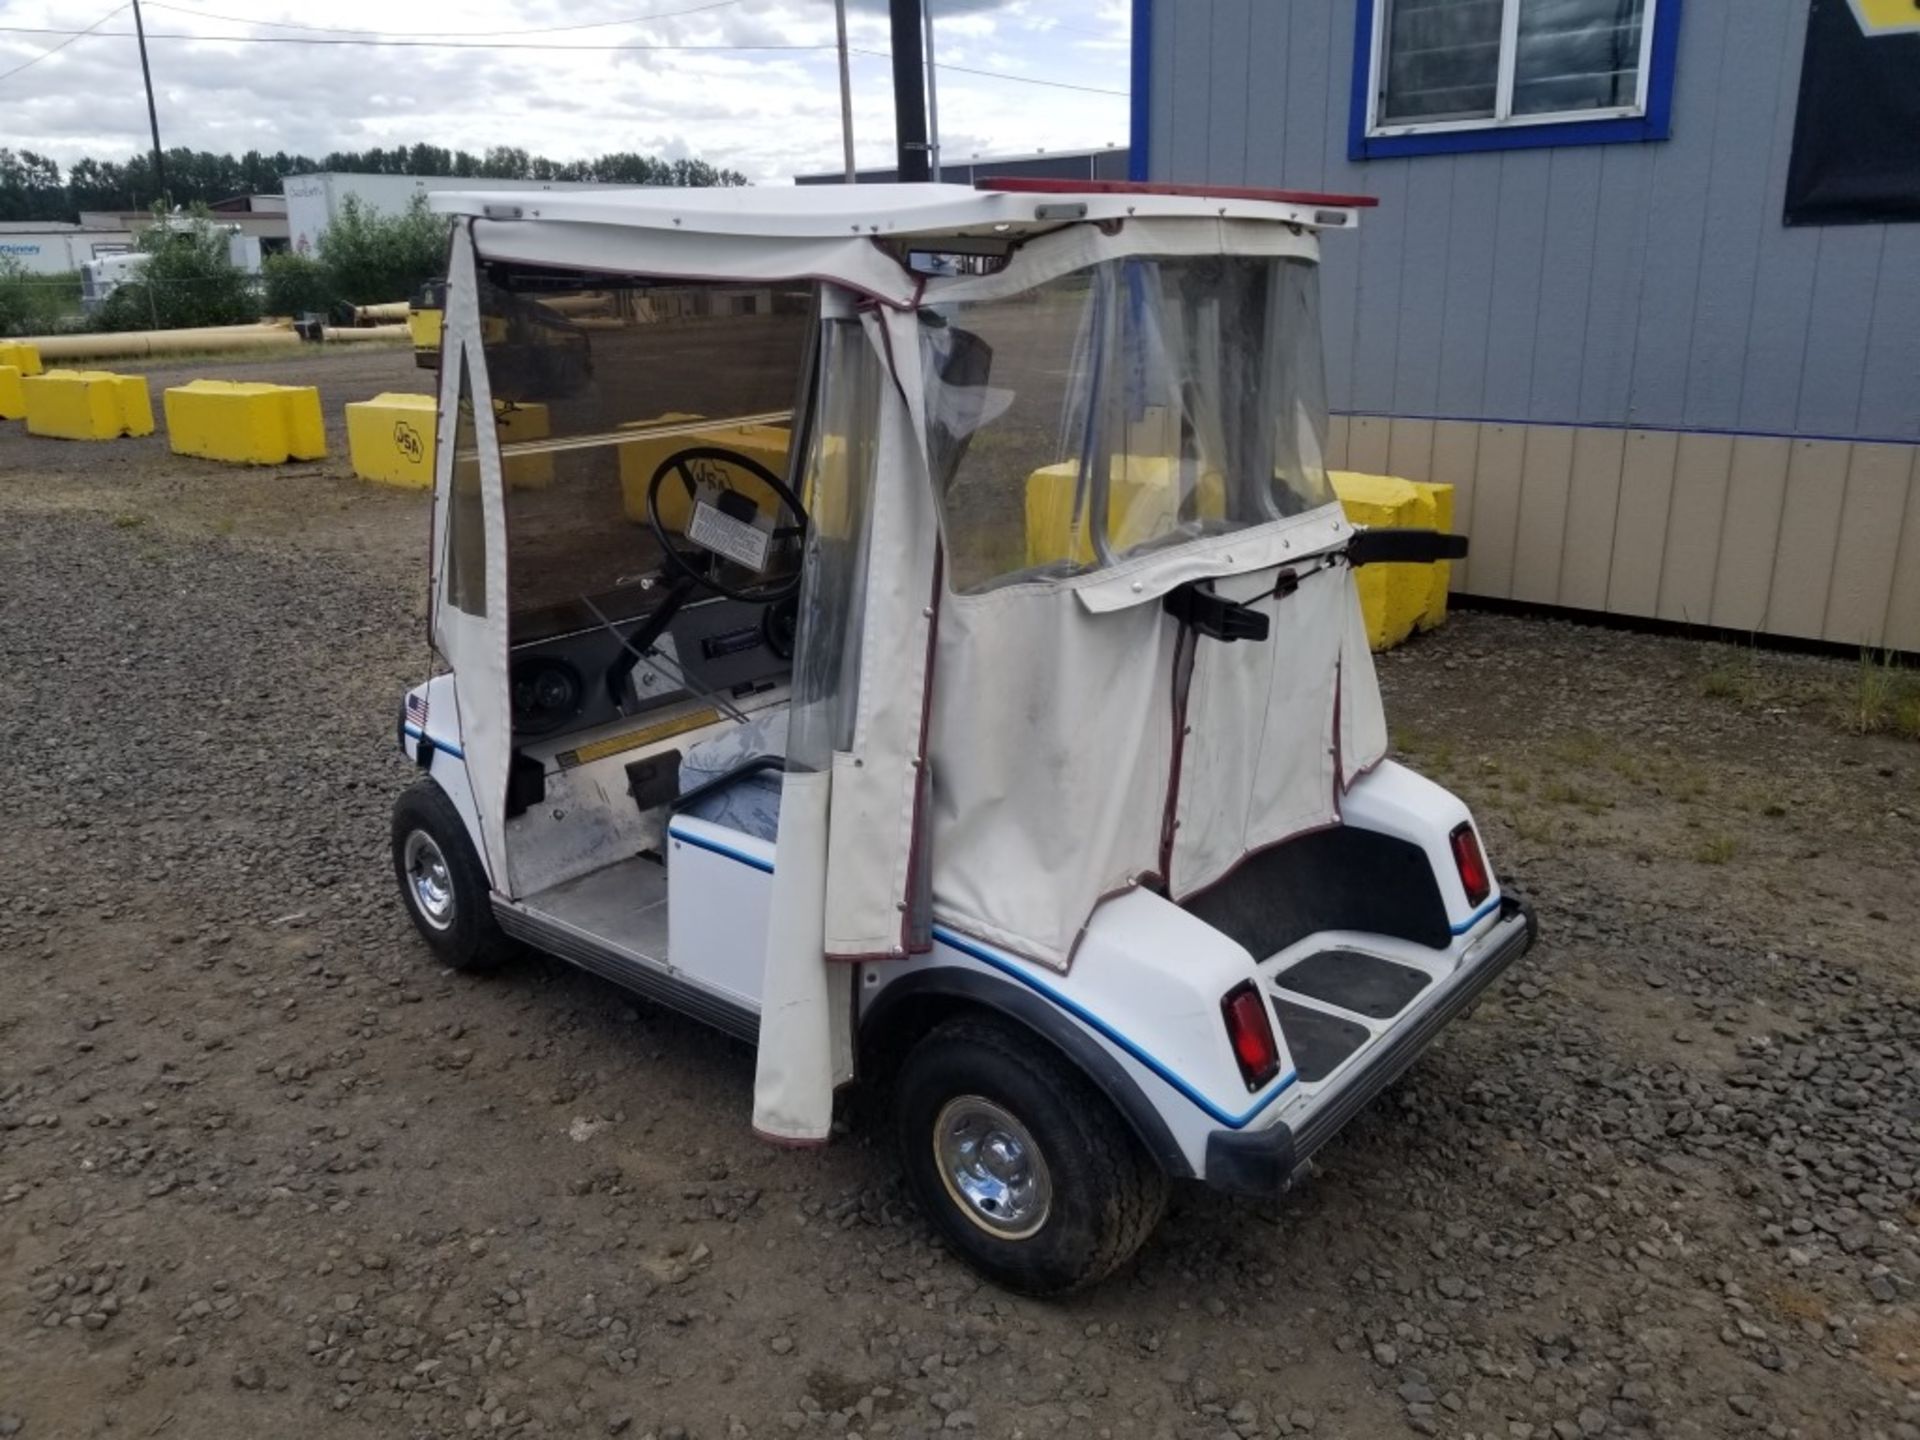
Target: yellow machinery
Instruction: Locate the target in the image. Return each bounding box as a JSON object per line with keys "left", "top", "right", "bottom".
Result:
{"left": 408, "top": 280, "right": 447, "bottom": 370}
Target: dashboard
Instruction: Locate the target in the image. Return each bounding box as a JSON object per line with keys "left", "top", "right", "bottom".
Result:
{"left": 508, "top": 593, "right": 794, "bottom": 744}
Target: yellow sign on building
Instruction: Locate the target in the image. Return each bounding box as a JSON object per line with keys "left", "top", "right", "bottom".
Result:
{"left": 1848, "top": 0, "right": 1920, "bottom": 35}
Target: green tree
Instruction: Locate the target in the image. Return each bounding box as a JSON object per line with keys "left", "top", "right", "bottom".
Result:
{"left": 261, "top": 251, "right": 331, "bottom": 317}
{"left": 315, "top": 193, "right": 448, "bottom": 306}
{"left": 0, "top": 256, "right": 82, "bottom": 337}
{"left": 0, "top": 149, "right": 64, "bottom": 221}
{"left": 0, "top": 142, "right": 748, "bottom": 224}
{"left": 91, "top": 208, "right": 261, "bottom": 332}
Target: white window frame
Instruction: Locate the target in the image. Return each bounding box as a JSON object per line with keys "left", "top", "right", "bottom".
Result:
{"left": 1366, "top": 0, "right": 1661, "bottom": 139}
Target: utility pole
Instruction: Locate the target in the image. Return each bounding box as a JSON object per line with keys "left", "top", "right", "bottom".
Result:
{"left": 130, "top": 0, "right": 168, "bottom": 205}
{"left": 922, "top": 0, "right": 940, "bottom": 180}
{"left": 887, "top": 0, "right": 928, "bottom": 182}
{"left": 834, "top": 0, "right": 856, "bottom": 183}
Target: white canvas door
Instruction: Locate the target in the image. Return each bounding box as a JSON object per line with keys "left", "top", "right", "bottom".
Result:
{"left": 430, "top": 224, "right": 513, "bottom": 890}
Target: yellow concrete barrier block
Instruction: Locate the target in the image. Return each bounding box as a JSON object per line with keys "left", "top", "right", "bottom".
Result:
{"left": 163, "top": 380, "right": 326, "bottom": 464}
{"left": 617, "top": 414, "right": 792, "bottom": 525}
{"left": 22, "top": 369, "right": 154, "bottom": 441}
{"left": 349, "top": 394, "right": 555, "bottom": 490}
{"left": 495, "top": 402, "right": 554, "bottom": 490}
{"left": 1023, "top": 458, "right": 1227, "bottom": 569}
{"left": 0, "top": 341, "right": 44, "bottom": 376}
{"left": 1331, "top": 470, "right": 1452, "bottom": 651}
{"left": 347, "top": 393, "right": 436, "bottom": 488}
{"left": 1408, "top": 479, "right": 1455, "bottom": 632}
{"left": 0, "top": 365, "right": 23, "bottom": 421}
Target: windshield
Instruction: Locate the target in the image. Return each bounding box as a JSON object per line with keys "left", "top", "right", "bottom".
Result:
{"left": 920, "top": 254, "right": 1333, "bottom": 594}
{"left": 478, "top": 267, "right": 814, "bottom": 642}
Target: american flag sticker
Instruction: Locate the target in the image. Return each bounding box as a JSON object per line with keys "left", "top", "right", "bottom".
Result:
{"left": 406, "top": 693, "right": 429, "bottom": 728}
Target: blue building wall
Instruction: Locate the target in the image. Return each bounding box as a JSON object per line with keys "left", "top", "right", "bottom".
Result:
{"left": 1139, "top": 0, "right": 1920, "bottom": 445}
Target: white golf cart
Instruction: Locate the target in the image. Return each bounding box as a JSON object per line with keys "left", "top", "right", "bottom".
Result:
{"left": 390, "top": 179, "right": 1535, "bottom": 1294}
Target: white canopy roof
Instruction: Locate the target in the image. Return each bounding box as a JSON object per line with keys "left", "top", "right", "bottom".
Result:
{"left": 440, "top": 181, "right": 1362, "bottom": 309}
{"left": 429, "top": 181, "right": 1364, "bottom": 241}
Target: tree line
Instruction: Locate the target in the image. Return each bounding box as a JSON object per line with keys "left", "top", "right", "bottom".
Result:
{"left": 0, "top": 143, "right": 749, "bottom": 223}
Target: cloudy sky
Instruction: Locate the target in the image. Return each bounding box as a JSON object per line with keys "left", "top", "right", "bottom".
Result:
{"left": 0, "top": 0, "right": 1131, "bottom": 183}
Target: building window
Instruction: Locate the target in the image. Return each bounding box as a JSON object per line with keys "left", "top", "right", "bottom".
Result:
{"left": 1349, "top": 0, "right": 1682, "bottom": 160}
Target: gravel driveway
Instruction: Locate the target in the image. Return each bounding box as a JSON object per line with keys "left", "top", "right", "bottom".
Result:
{"left": 1, "top": 349, "right": 1916, "bottom": 1440}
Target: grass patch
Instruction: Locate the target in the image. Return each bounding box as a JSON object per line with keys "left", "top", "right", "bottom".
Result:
{"left": 1393, "top": 726, "right": 1456, "bottom": 773}
{"left": 1546, "top": 731, "right": 1615, "bottom": 767}
{"left": 1542, "top": 777, "right": 1601, "bottom": 808}
{"left": 1508, "top": 809, "right": 1557, "bottom": 844}
{"left": 1704, "top": 645, "right": 1920, "bottom": 744}
{"left": 1844, "top": 650, "right": 1920, "bottom": 741}
{"left": 1698, "top": 644, "right": 1779, "bottom": 709}
{"left": 0, "top": 263, "right": 83, "bottom": 337}
{"left": 1694, "top": 834, "right": 1738, "bottom": 865}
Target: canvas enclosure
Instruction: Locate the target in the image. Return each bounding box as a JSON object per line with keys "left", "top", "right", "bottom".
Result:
{"left": 447, "top": 194, "right": 1388, "bottom": 1140}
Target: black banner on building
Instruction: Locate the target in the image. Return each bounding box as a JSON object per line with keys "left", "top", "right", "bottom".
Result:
{"left": 1784, "top": 0, "right": 1920, "bottom": 226}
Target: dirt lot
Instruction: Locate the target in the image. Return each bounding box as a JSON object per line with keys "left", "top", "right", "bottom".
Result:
{"left": 1, "top": 348, "right": 1916, "bottom": 1440}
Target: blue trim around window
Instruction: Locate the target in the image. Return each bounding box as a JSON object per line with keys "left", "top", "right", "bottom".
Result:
{"left": 1347, "top": 0, "right": 1683, "bottom": 161}
{"left": 1128, "top": 0, "right": 1151, "bottom": 180}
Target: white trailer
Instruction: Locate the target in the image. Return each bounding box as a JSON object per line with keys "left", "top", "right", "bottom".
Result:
{"left": 0, "top": 224, "right": 136, "bottom": 275}
{"left": 282, "top": 173, "right": 604, "bottom": 256}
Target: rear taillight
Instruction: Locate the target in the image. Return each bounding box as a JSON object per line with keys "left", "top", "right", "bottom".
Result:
{"left": 1220, "top": 981, "right": 1281, "bottom": 1091}
{"left": 1450, "top": 822, "right": 1491, "bottom": 906}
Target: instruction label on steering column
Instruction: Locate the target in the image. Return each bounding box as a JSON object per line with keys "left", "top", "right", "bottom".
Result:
{"left": 687, "top": 488, "right": 773, "bottom": 573}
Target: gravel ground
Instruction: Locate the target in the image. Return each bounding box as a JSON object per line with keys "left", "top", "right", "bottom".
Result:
{"left": 2, "top": 348, "right": 1917, "bottom": 1440}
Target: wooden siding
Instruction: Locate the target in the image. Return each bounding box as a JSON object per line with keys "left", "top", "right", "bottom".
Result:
{"left": 1329, "top": 416, "right": 1919, "bottom": 650}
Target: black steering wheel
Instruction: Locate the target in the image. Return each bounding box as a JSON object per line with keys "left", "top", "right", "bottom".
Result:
{"left": 645, "top": 446, "right": 809, "bottom": 605}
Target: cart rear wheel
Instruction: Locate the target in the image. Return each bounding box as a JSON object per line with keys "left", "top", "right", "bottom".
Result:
{"left": 390, "top": 781, "right": 517, "bottom": 974}
{"left": 894, "top": 1015, "right": 1167, "bottom": 1295}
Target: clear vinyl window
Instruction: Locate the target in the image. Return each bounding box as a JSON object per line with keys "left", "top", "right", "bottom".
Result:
{"left": 445, "top": 348, "right": 489, "bottom": 618}
{"left": 921, "top": 254, "right": 1333, "bottom": 596}
{"left": 785, "top": 315, "right": 883, "bottom": 772}
{"left": 476, "top": 268, "right": 814, "bottom": 642}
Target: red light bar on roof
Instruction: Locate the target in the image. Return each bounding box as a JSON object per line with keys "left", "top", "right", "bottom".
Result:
{"left": 975, "top": 176, "right": 1378, "bottom": 208}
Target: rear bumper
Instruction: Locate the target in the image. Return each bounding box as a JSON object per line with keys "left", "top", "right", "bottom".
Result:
{"left": 1203, "top": 895, "right": 1536, "bottom": 1196}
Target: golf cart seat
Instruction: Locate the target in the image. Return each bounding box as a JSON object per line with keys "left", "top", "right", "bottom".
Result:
{"left": 677, "top": 708, "right": 788, "bottom": 843}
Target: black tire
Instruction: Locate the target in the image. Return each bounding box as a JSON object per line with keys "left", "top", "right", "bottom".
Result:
{"left": 893, "top": 1015, "right": 1168, "bottom": 1296}
{"left": 390, "top": 780, "right": 517, "bottom": 974}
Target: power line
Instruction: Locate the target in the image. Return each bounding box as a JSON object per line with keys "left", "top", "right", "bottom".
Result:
{"left": 857, "top": 49, "right": 1125, "bottom": 97}
{"left": 142, "top": 0, "right": 741, "bottom": 40}
{"left": 0, "top": 2, "right": 127, "bottom": 84}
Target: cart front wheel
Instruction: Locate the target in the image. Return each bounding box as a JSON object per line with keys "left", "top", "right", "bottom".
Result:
{"left": 894, "top": 1016, "right": 1167, "bottom": 1295}
{"left": 390, "top": 781, "right": 517, "bottom": 974}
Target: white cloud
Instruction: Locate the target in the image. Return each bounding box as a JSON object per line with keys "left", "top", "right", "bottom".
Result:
{"left": 0, "top": 0, "right": 1130, "bottom": 183}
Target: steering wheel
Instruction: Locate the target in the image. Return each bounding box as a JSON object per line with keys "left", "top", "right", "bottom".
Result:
{"left": 645, "top": 446, "right": 809, "bottom": 605}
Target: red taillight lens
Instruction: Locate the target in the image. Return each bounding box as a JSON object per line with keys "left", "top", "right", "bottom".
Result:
{"left": 1221, "top": 982, "right": 1281, "bottom": 1091}
{"left": 1450, "top": 822, "right": 1491, "bottom": 906}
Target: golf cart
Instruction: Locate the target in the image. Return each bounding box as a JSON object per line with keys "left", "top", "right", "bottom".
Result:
{"left": 390, "top": 180, "right": 1534, "bottom": 1295}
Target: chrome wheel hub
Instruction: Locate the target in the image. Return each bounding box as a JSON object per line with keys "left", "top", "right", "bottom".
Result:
{"left": 403, "top": 830, "right": 455, "bottom": 932}
{"left": 933, "top": 1095, "right": 1052, "bottom": 1239}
